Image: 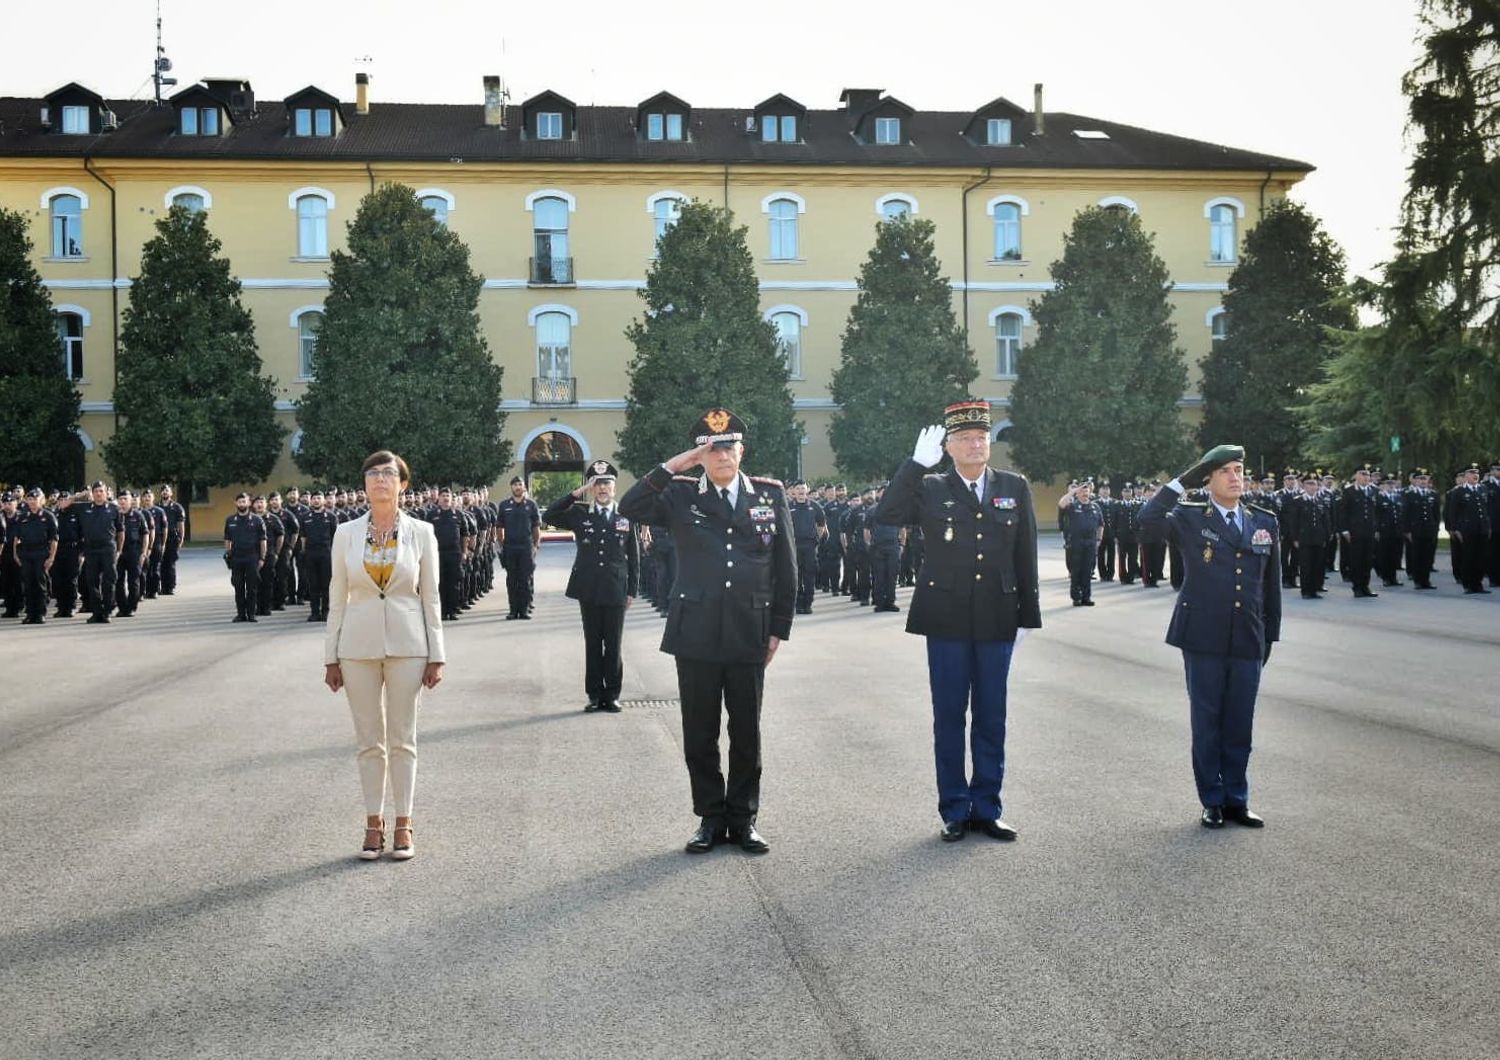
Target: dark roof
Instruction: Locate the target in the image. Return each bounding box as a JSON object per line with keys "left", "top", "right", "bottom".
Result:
{"left": 0, "top": 92, "right": 1314, "bottom": 172}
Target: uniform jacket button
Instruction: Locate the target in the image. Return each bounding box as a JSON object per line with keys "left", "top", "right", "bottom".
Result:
{"left": 725, "top": 580, "right": 732, "bottom": 587}
{"left": 1234, "top": 601, "right": 1241, "bottom": 608}
{"left": 976, "top": 553, "right": 984, "bottom": 561}
{"left": 975, "top": 573, "right": 982, "bottom": 580}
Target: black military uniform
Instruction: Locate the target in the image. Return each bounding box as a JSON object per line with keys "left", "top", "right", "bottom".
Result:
{"left": 545, "top": 459, "right": 641, "bottom": 711}
{"left": 618, "top": 409, "right": 795, "bottom": 854}
{"left": 115, "top": 500, "right": 151, "bottom": 617}
{"left": 257, "top": 506, "right": 283, "bottom": 615}
{"left": 13, "top": 491, "right": 59, "bottom": 623}
{"left": 1484, "top": 464, "right": 1500, "bottom": 588}
{"left": 1058, "top": 486, "right": 1103, "bottom": 606}
{"left": 1400, "top": 470, "right": 1441, "bottom": 590}
{"left": 787, "top": 485, "right": 825, "bottom": 615}
{"left": 430, "top": 490, "right": 468, "bottom": 621}
{"left": 868, "top": 512, "right": 902, "bottom": 612}
{"left": 53, "top": 497, "right": 83, "bottom": 618}
{"left": 79, "top": 487, "right": 124, "bottom": 623}
{"left": 1374, "top": 478, "right": 1405, "bottom": 586}
{"left": 300, "top": 501, "right": 339, "bottom": 621}
{"left": 1095, "top": 488, "right": 1116, "bottom": 582}
{"left": 272, "top": 502, "right": 299, "bottom": 609}
{"left": 160, "top": 496, "right": 186, "bottom": 594}
{"left": 841, "top": 500, "right": 870, "bottom": 605}
{"left": 142, "top": 499, "right": 167, "bottom": 598}
{"left": 1287, "top": 475, "right": 1332, "bottom": 598}
{"left": 498, "top": 480, "right": 540, "bottom": 619}
{"left": 224, "top": 504, "right": 267, "bottom": 621}
{"left": 0, "top": 497, "right": 20, "bottom": 617}
{"left": 1115, "top": 488, "right": 1141, "bottom": 584}
{"left": 1337, "top": 470, "right": 1380, "bottom": 597}
{"left": 1445, "top": 466, "right": 1493, "bottom": 594}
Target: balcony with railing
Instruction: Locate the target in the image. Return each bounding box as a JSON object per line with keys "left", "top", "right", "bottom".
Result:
{"left": 532, "top": 376, "right": 577, "bottom": 405}
{"left": 529, "top": 256, "right": 574, "bottom": 285}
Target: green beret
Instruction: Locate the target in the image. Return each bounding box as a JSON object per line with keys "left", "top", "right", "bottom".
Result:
{"left": 1197, "top": 443, "right": 1246, "bottom": 471}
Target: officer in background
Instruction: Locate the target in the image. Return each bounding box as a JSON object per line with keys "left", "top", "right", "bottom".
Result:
{"left": 1338, "top": 466, "right": 1380, "bottom": 598}
{"left": 52, "top": 490, "right": 82, "bottom": 618}
{"left": 0, "top": 492, "right": 20, "bottom": 618}
{"left": 1288, "top": 470, "right": 1332, "bottom": 598}
{"left": 1400, "top": 468, "right": 1441, "bottom": 591}
{"left": 1484, "top": 461, "right": 1500, "bottom": 588}
{"left": 1373, "top": 474, "right": 1404, "bottom": 587}
{"left": 545, "top": 459, "right": 640, "bottom": 713}
{"left": 1445, "top": 463, "right": 1493, "bottom": 594}
{"left": 115, "top": 490, "right": 152, "bottom": 618}
{"left": 867, "top": 486, "right": 903, "bottom": 613}
{"left": 13, "top": 488, "right": 58, "bottom": 624}
{"left": 1139, "top": 444, "right": 1280, "bottom": 829}
{"left": 79, "top": 481, "right": 123, "bottom": 624}
{"left": 138, "top": 488, "right": 167, "bottom": 599}
{"left": 300, "top": 489, "right": 339, "bottom": 621}
{"left": 787, "top": 481, "right": 826, "bottom": 615}
{"left": 619, "top": 408, "right": 795, "bottom": 855}
{"left": 498, "top": 476, "right": 541, "bottom": 620}
{"left": 430, "top": 487, "right": 468, "bottom": 622}
{"left": 1277, "top": 470, "right": 1300, "bottom": 589}
{"left": 158, "top": 485, "right": 186, "bottom": 594}
{"left": 224, "top": 492, "right": 267, "bottom": 622}
{"left": 819, "top": 484, "right": 845, "bottom": 595}
{"left": 841, "top": 491, "right": 870, "bottom": 606}
{"left": 284, "top": 486, "right": 309, "bottom": 604}
{"left": 1057, "top": 479, "right": 1103, "bottom": 606}
{"left": 1115, "top": 484, "right": 1141, "bottom": 584}
{"left": 1095, "top": 482, "right": 1116, "bottom": 583}
{"left": 650, "top": 521, "right": 675, "bottom": 617}
{"left": 1140, "top": 483, "right": 1167, "bottom": 587}
{"left": 253, "top": 495, "right": 283, "bottom": 616}
{"left": 269, "top": 492, "right": 299, "bottom": 610}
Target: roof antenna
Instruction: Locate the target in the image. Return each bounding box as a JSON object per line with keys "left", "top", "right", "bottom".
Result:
{"left": 153, "top": 0, "right": 177, "bottom": 106}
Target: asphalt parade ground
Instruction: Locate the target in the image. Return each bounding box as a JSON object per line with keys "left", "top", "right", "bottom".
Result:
{"left": 3, "top": 538, "right": 1497, "bottom": 1060}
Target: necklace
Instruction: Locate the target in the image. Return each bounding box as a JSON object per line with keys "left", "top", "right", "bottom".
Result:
{"left": 367, "top": 518, "right": 398, "bottom": 550}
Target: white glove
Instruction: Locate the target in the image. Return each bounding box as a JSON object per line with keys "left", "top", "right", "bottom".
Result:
{"left": 912, "top": 424, "right": 946, "bottom": 468}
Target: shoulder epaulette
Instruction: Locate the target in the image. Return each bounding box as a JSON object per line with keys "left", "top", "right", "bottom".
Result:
{"left": 749, "top": 476, "right": 784, "bottom": 489}
{"left": 1178, "top": 500, "right": 1209, "bottom": 508}
{"left": 671, "top": 475, "right": 697, "bottom": 483}
{"left": 1247, "top": 503, "right": 1277, "bottom": 517}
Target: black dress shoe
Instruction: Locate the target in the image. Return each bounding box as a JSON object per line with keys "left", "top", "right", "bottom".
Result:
{"left": 685, "top": 823, "right": 725, "bottom": 854}
{"left": 728, "top": 824, "right": 770, "bottom": 854}
{"left": 1080, "top": 599, "right": 1095, "bottom": 606}
{"left": 970, "top": 817, "right": 1018, "bottom": 841}
{"left": 598, "top": 700, "right": 622, "bottom": 713}
{"left": 1223, "top": 806, "right": 1265, "bottom": 828}
{"left": 1201, "top": 806, "right": 1225, "bottom": 828}
{"left": 583, "top": 700, "right": 598, "bottom": 712}
{"left": 940, "top": 821, "right": 966, "bottom": 842}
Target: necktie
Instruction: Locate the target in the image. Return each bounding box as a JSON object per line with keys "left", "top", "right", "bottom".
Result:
{"left": 971, "top": 480, "right": 981, "bottom": 504}
{"left": 1227, "top": 509, "right": 1238, "bottom": 536}
{"left": 720, "top": 487, "right": 733, "bottom": 518}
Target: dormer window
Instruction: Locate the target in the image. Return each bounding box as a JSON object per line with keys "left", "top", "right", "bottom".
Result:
{"left": 874, "top": 117, "right": 901, "bottom": 145}
{"left": 537, "top": 112, "right": 563, "bottom": 140}
{"left": 179, "top": 107, "right": 221, "bottom": 136}
{"left": 294, "top": 107, "right": 334, "bottom": 137}
{"left": 646, "top": 113, "right": 684, "bottom": 141}
{"left": 986, "top": 118, "right": 1012, "bottom": 145}
{"left": 60, "top": 106, "right": 90, "bottom": 134}
{"left": 761, "top": 115, "right": 798, "bottom": 142}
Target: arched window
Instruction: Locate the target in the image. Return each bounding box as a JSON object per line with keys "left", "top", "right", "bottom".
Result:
{"left": 1209, "top": 204, "right": 1237, "bottom": 262}
{"left": 532, "top": 197, "right": 571, "bottom": 284}
{"left": 768, "top": 198, "right": 799, "bottom": 260}
{"left": 1209, "top": 309, "right": 1228, "bottom": 347}
{"left": 50, "top": 194, "right": 83, "bottom": 258}
{"left": 770, "top": 311, "right": 803, "bottom": 377}
{"left": 296, "top": 310, "right": 324, "bottom": 379}
{"left": 995, "top": 312, "right": 1024, "bottom": 377}
{"left": 420, "top": 195, "right": 449, "bottom": 225}
{"left": 994, "top": 203, "right": 1022, "bottom": 260}
{"left": 653, "top": 197, "right": 683, "bottom": 243}
{"left": 296, "top": 194, "right": 329, "bottom": 257}
{"left": 173, "top": 192, "right": 206, "bottom": 214}
{"left": 877, "top": 194, "right": 917, "bottom": 222}
{"left": 536, "top": 311, "right": 572, "bottom": 383}
{"left": 56, "top": 312, "right": 84, "bottom": 380}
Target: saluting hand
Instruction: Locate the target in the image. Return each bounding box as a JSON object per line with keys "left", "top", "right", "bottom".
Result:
{"left": 664, "top": 442, "right": 716, "bottom": 475}
{"left": 912, "top": 425, "right": 945, "bottom": 468}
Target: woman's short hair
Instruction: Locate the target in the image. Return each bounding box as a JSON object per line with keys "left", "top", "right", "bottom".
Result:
{"left": 361, "top": 450, "right": 411, "bottom": 484}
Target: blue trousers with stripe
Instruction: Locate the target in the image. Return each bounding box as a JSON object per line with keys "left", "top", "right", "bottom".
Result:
{"left": 926, "top": 638, "right": 1014, "bottom": 824}
{"left": 1181, "top": 650, "right": 1261, "bottom": 808}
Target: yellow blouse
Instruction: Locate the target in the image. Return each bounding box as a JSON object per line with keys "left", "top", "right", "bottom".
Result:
{"left": 363, "top": 525, "right": 398, "bottom": 590}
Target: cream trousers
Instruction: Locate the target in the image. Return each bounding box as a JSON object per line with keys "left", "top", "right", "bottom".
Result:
{"left": 342, "top": 656, "right": 426, "bottom": 818}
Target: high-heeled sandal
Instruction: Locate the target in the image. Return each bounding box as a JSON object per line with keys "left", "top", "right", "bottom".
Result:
{"left": 359, "top": 820, "right": 386, "bottom": 861}
{"left": 390, "top": 823, "right": 415, "bottom": 861}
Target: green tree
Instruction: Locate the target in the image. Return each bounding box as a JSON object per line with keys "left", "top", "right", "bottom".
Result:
{"left": 1197, "top": 200, "right": 1356, "bottom": 471}
{"left": 295, "top": 183, "right": 508, "bottom": 484}
{"left": 1008, "top": 207, "right": 1191, "bottom": 483}
{"left": 0, "top": 207, "right": 83, "bottom": 487}
{"left": 104, "top": 205, "right": 281, "bottom": 489}
{"left": 617, "top": 200, "right": 798, "bottom": 479}
{"left": 829, "top": 215, "right": 977, "bottom": 481}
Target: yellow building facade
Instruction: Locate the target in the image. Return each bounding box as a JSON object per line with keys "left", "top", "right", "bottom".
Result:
{"left": 0, "top": 80, "right": 1310, "bottom": 534}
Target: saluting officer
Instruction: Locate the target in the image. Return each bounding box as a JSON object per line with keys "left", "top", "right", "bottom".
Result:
{"left": 224, "top": 492, "right": 267, "bottom": 622}
{"left": 786, "top": 481, "right": 826, "bottom": 615}
{"left": 498, "top": 476, "right": 541, "bottom": 620}
{"left": 1139, "top": 444, "right": 1281, "bottom": 829}
{"left": 1057, "top": 479, "right": 1103, "bottom": 606}
{"left": 545, "top": 459, "right": 640, "bottom": 713}
{"left": 430, "top": 487, "right": 468, "bottom": 622}
{"left": 874, "top": 400, "right": 1041, "bottom": 843}
{"left": 300, "top": 490, "right": 339, "bottom": 621}
{"left": 13, "top": 488, "right": 59, "bottom": 624}
{"left": 79, "top": 481, "right": 124, "bottom": 624}
{"left": 619, "top": 408, "right": 795, "bottom": 855}
{"left": 52, "top": 490, "right": 82, "bottom": 618}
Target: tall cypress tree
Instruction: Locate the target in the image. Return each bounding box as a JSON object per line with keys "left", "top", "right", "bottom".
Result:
{"left": 618, "top": 200, "right": 798, "bottom": 479}
{"left": 1197, "top": 201, "right": 1356, "bottom": 471}
{"left": 829, "top": 215, "right": 976, "bottom": 482}
{"left": 0, "top": 207, "right": 83, "bottom": 486}
{"left": 106, "top": 206, "right": 281, "bottom": 489}
{"left": 1008, "top": 207, "right": 1190, "bottom": 483}
{"left": 295, "top": 183, "right": 508, "bottom": 484}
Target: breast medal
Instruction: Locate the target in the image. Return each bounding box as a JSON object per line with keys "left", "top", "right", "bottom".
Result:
{"left": 943, "top": 526, "right": 954, "bottom": 542}
{"left": 1203, "top": 544, "right": 1214, "bottom": 563}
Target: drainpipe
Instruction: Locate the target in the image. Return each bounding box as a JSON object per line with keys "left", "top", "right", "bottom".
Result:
{"left": 1258, "top": 168, "right": 1273, "bottom": 218}
{"left": 82, "top": 153, "right": 118, "bottom": 435}
{"left": 366, "top": 160, "right": 375, "bottom": 194}
{"left": 960, "top": 166, "right": 994, "bottom": 344}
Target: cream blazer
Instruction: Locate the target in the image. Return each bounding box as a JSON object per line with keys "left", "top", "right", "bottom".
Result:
{"left": 324, "top": 512, "right": 446, "bottom": 665}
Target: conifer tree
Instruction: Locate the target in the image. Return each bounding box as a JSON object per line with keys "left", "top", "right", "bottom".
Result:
{"left": 0, "top": 207, "right": 83, "bottom": 486}
{"left": 618, "top": 201, "right": 798, "bottom": 479}
{"left": 1008, "top": 207, "right": 1190, "bottom": 483}
{"left": 105, "top": 205, "right": 280, "bottom": 489}
{"left": 295, "top": 183, "right": 508, "bottom": 484}
{"left": 829, "top": 215, "right": 976, "bottom": 481}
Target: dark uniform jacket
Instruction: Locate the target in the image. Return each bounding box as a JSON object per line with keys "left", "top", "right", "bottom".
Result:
{"left": 544, "top": 494, "right": 640, "bottom": 606}
{"left": 14, "top": 509, "right": 58, "bottom": 556}
{"left": 1059, "top": 500, "right": 1103, "bottom": 546}
{"left": 1375, "top": 491, "right": 1403, "bottom": 536}
{"left": 224, "top": 512, "right": 266, "bottom": 559}
{"left": 300, "top": 509, "right": 339, "bottom": 553}
{"left": 162, "top": 501, "right": 186, "bottom": 543}
{"left": 120, "top": 509, "right": 151, "bottom": 554}
{"left": 1139, "top": 489, "right": 1281, "bottom": 661}
{"left": 1287, "top": 492, "right": 1331, "bottom": 542}
{"left": 1445, "top": 484, "right": 1492, "bottom": 536}
{"left": 788, "top": 500, "right": 825, "bottom": 544}
{"left": 80, "top": 502, "right": 123, "bottom": 550}
{"left": 620, "top": 467, "right": 795, "bottom": 664}
{"left": 1401, "top": 487, "right": 1441, "bottom": 537}
{"left": 430, "top": 509, "right": 468, "bottom": 553}
{"left": 55, "top": 506, "right": 83, "bottom": 548}
{"left": 498, "top": 497, "right": 540, "bottom": 549}
{"left": 874, "top": 461, "right": 1042, "bottom": 642}
{"left": 1338, "top": 484, "right": 1379, "bottom": 537}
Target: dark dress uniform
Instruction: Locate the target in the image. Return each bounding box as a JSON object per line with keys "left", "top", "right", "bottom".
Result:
{"left": 1287, "top": 486, "right": 1332, "bottom": 597}
{"left": 300, "top": 507, "right": 338, "bottom": 620}
{"left": 1139, "top": 461, "right": 1281, "bottom": 819}
{"left": 1115, "top": 493, "right": 1142, "bottom": 584}
{"left": 224, "top": 511, "right": 266, "bottom": 620}
{"left": 1096, "top": 494, "right": 1116, "bottom": 582}
{"left": 841, "top": 504, "right": 870, "bottom": 604}
{"left": 788, "top": 496, "right": 825, "bottom": 614}
{"left": 79, "top": 500, "right": 123, "bottom": 622}
{"left": 1375, "top": 487, "right": 1405, "bottom": 586}
{"left": 498, "top": 493, "right": 541, "bottom": 618}
{"left": 869, "top": 519, "right": 902, "bottom": 611}
{"left": 1445, "top": 477, "right": 1493, "bottom": 593}
{"left": 874, "top": 430, "right": 1042, "bottom": 832}
{"left": 1059, "top": 496, "right": 1103, "bottom": 605}
{"left": 257, "top": 510, "right": 283, "bottom": 615}
{"left": 1483, "top": 473, "right": 1500, "bottom": 587}
{"left": 14, "top": 506, "right": 59, "bottom": 622}
{"left": 819, "top": 497, "right": 845, "bottom": 594}
{"left": 0, "top": 507, "right": 19, "bottom": 617}
{"left": 546, "top": 479, "right": 640, "bottom": 710}
{"left": 430, "top": 504, "right": 467, "bottom": 620}
{"left": 619, "top": 446, "right": 795, "bottom": 841}
{"left": 53, "top": 503, "right": 83, "bottom": 617}
{"left": 273, "top": 506, "right": 299, "bottom": 608}
{"left": 143, "top": 503, "right": 167, "bottom": 598}
{"left": 1401, "top": 479, "right": 1441, "bottom": 589}
{"left": 115, "top": 507, "right": 151, "bottom": 616}
{"left": 160, "top": 499, "right": 186, "bottom": 594}
{"left": 1337, "top": 479, "right": 1380, "bottom": 597}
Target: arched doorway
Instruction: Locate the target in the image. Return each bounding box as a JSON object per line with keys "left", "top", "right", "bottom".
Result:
{"left": 523, "top": 428, "right": 588, "bottom": 513}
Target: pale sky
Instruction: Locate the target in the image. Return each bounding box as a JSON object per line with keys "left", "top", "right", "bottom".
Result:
{"left": 5, "top": 0, "right": 1423, "bottom": 281}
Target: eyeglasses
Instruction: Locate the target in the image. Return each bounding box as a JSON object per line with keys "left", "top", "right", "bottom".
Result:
{"left": 364, "top": 467, "right": 401, "bottom": 480}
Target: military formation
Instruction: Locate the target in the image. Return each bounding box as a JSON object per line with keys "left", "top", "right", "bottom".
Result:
{"left": 0, "top": 481, "right": 185, "bottom": 625}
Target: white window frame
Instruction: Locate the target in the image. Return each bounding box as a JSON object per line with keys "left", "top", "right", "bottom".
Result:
{"left": 537, "top": 111, "right": 563, "bottom": 140}
{"left": 647, "top": 191, "right": 687, "bottom": 245}
{"left": 291, "top": 191, "right": 333, "bottom": 258}
{"left": 60, "top": 105, "right": 90, "bottom": 134}
{"left": 54, "top": 306, "right": 88, "bottom": 381}
{"left": 875, "top": 193, "right": 918, "bottom": 219}
{"left": 1207, "top": 306, "right": 1228, "bottom": 344}
{"left": 314, "top": 108, "right": 333, "bottom": 136}
{"left": 765, "top": 305, "right": 808, "bottom": 379}
{"left": 986, "top": 118, "right": 1012, "bottom": 145}
{"left": 761, "top": 193, "right": 805, "bottom": 262}
{"left": 1097, "top": 195, "right": 1139, "bottom": 213}
{"left": 201, "top": 107, "right": 220, "bottom": 135}
{"left": 291, "top": 306, "right": 325, "bottom": 380}
{"left": 165, "top": 185, "right": 213, "bottom": 211}
{"left": 417, "top": 189, "right": 452, "bottom": 225}
{"left": 874, "top": 116, "right": 901, "bottom": 144}
{"left": 1206, "top": 199, "right": 1244, "bottom": 264}
{"left": 532, "top": 309, "right": 574, "bottom": 381}
{"left": 988, "top": 305, "right": 1032, "bottom": 379}
{"left": 987, "top": 196, "right": 1027, "bottom": 261}
{"left": 47, "top": 191, "right": 85, "bottom": 258}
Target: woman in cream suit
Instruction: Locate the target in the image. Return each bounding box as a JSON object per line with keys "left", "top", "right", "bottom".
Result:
{"left": 323, "top": 450, "right": 445, "bottom": 861}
